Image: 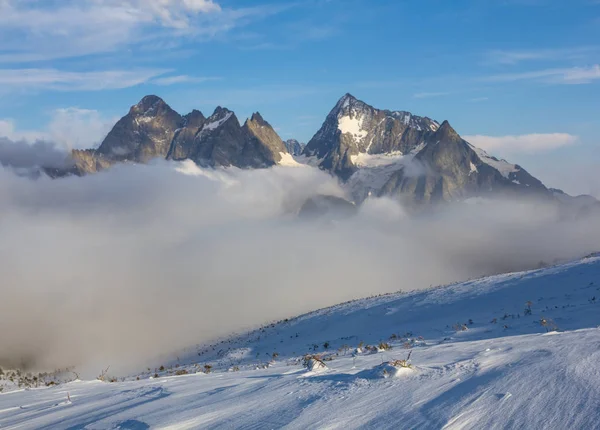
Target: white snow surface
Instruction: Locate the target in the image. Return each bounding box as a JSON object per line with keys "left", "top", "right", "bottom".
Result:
{"left": 338, "top": 115, "right": 368, "bottom": 141}
{"left": 347, "top": 146, "right": 424, "bottom": 203}
{"left": 469, "top": 144, "right": 519, "bottom": 179}
{"left": 469, "top": 161, "right": 478, "bottom": 175}
{"left": 277, "top": 152, "right": 306, "bottom": 167}
{"left": 2, "top": 256, "right": 600, "bottom": 429}
{"left": 199, "top": 112, "right": 233, "bottom": 135}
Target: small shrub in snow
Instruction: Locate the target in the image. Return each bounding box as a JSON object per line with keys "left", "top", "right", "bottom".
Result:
{"left": 338, "top": 344, "right": 350, "bottom": 355}
{"left": 364, "top": 345, "right": 378, "bottom": 354}
{"left": 175, "top": 369, "right": 188, "bottom": 376}
{"left": 540, "top": 317, "right": 558, "bottom": 332}
{"left": 97, "top": 366, "right": 111, "bottom": 382}
{"left": 302, "top": 355, "right": 327, "bottom": 372}
{"left": 378, "top": 342, "right": 392, "bottom": 351}
{"left": 453, "top": 323, "right": 468, "bottom": 332}
{"left": 204, "top": 365, "right": 212, "bottom": 374}
{"left": 390, "top": 351, "right": 413, "bottom": 369}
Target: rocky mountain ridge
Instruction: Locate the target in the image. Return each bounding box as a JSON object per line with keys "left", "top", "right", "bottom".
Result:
{"left": 305, "top": 94, "right": 552, "bottom": 204}
{"left": 57, "top": 93, "right": 597, "bottom": 209}
{"left": 70, "top": 96, "right": 288, "bottom": 174}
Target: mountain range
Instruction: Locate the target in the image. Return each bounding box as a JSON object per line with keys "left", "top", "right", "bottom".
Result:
{"left": 58, "top": 93, "right": 596, "bottom": 208}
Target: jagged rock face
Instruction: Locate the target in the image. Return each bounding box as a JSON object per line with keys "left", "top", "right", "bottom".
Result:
{"left": 70, "top": 150, "right": 116, "bottom": 175}
{"left": 184, "top": 109, "right": 287, "bottom": 168}
{"left": 186, "top": 107, "right": 245, "bottom": 167}
{"left": 285, "top": 139, "right": 305, "bottom": 156}
{"left": 166, "top": 110, "right": 206, "bottom": 161}
{"left": 377, "top": 121, "right": 550, "bottom": 204}
{"left": 67, "top": 96, "right": 290, "bottom": 174}
{"left": 304, "top": 93, "right": 439, "bottom": 179}
{"left": 241, "top": 112, "right": 288, "bottom": 167}
{"left": 305, "top": 95, "right": 551, "bottom": 205}
{"left": 97, "top": 95, "right": 182, "bottom": 162}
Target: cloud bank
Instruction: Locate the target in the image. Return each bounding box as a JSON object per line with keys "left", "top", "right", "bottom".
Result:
{"left": 0, "top": 159, "right": 599, "bottom": 376}
{"left": 1, "top": 108, "right": 115, "bottom": 151}
{"left": 465, "top": 133, "right": 578, "bottom": 155}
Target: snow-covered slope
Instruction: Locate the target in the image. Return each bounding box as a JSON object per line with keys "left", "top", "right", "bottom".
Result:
{"left": 2, "top": 256, "right": 600, "bottom": 429}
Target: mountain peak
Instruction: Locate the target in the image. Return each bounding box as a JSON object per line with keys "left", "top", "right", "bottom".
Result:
{"left": 434, "top": 120, "right": 461, "bottom": 142}
{"left": 132, "top": 95, "right": 167, "bottom": 115}
{"left": 249, "top": 112, "right": 267, "bottom": 125}
{"left": 333, "top": 93, "right": 361, "bottom": 113}
{"left": 186, "top": 109, "right": 203, "bottom": 117}
{"left": 284, "top": 139, "right": 305, "bottom": 156}
{"left": 182, "top": 109, "right": 205, "bottom": 128}
{"left": 209, "top": 106, "right": 234, "bottom": 120}
{"left": 341, "top": 93, "right": 357, "bottom": 102}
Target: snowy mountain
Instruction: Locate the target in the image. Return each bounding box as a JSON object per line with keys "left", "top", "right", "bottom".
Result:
{"left": 3, "top": 255, "right": 600, "bottom": 428}
{"left": 70, "top": 96, "right": 289, "bottom": 174}
{"left": 305, "top": 94, "right": 551, "bottom": 205}
{"left": 304, "top": 93, "right": 440, "bottom": 180}
{"left": 55, "top": 93, "right": 597, "bottom": 210}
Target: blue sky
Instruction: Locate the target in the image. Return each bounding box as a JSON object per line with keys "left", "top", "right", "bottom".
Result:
{"left": 0, "top": 0, "right": 599, "bottom": 194}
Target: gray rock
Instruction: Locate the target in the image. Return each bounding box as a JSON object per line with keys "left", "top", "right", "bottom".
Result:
{"left": 241, "top": 112, "right": 288, "bottom": 167}
{"left": 298, "top": 195, "right": 357, "bottom": 220}
{"left": 304, "top": 93, "right": 439, "bottom": 179}
{"left": 307, "top": 94, "right": 553, "bottom": 205}
{"left": 284, "top": 139, "right": 305, "bottom": 156}
{"left": 63, "top": 96, "right": 289, "bottom": 174}
{"left": 97, "top": 95, "right": 182, "bottom": 163}
{"left": 186, "top": 109, "right": 288, "bottom": 168}
{"left": 166, "top": 109, "right": 206, "bottom": 161}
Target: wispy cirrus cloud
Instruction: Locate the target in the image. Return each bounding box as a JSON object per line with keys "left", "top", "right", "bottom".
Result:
{"left": 465, "top": 133, "right": 579, "bottom": 155}
{"left": 412, "top": 91, "right": 452, "bottom": 99}
{"left": 482, "top": 65, "right": 600, "bottom": 84}
{"left": 0, "top": 69, "right": 219, "bottom": 92}
{"left": 484, "top": 47, "right": 599, "bottom": 65}
{"left": 0, "top": 68, "right": 170, "bottom": 91}
{"left": 151, "top": 75, "right": 221, "bottom": 86}
{"left": 0, "top": 0, "right": 285, "bottom": 63}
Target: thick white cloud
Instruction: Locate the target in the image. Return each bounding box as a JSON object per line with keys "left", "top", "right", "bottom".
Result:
{"left": 1, "top": 108, "right": 116, "bottom": 150}
{"left": 0, "top": 161, "right": 599, "bottom": 375}
{"left": 464, "top": 133, "right": 578, "bottom": 155}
